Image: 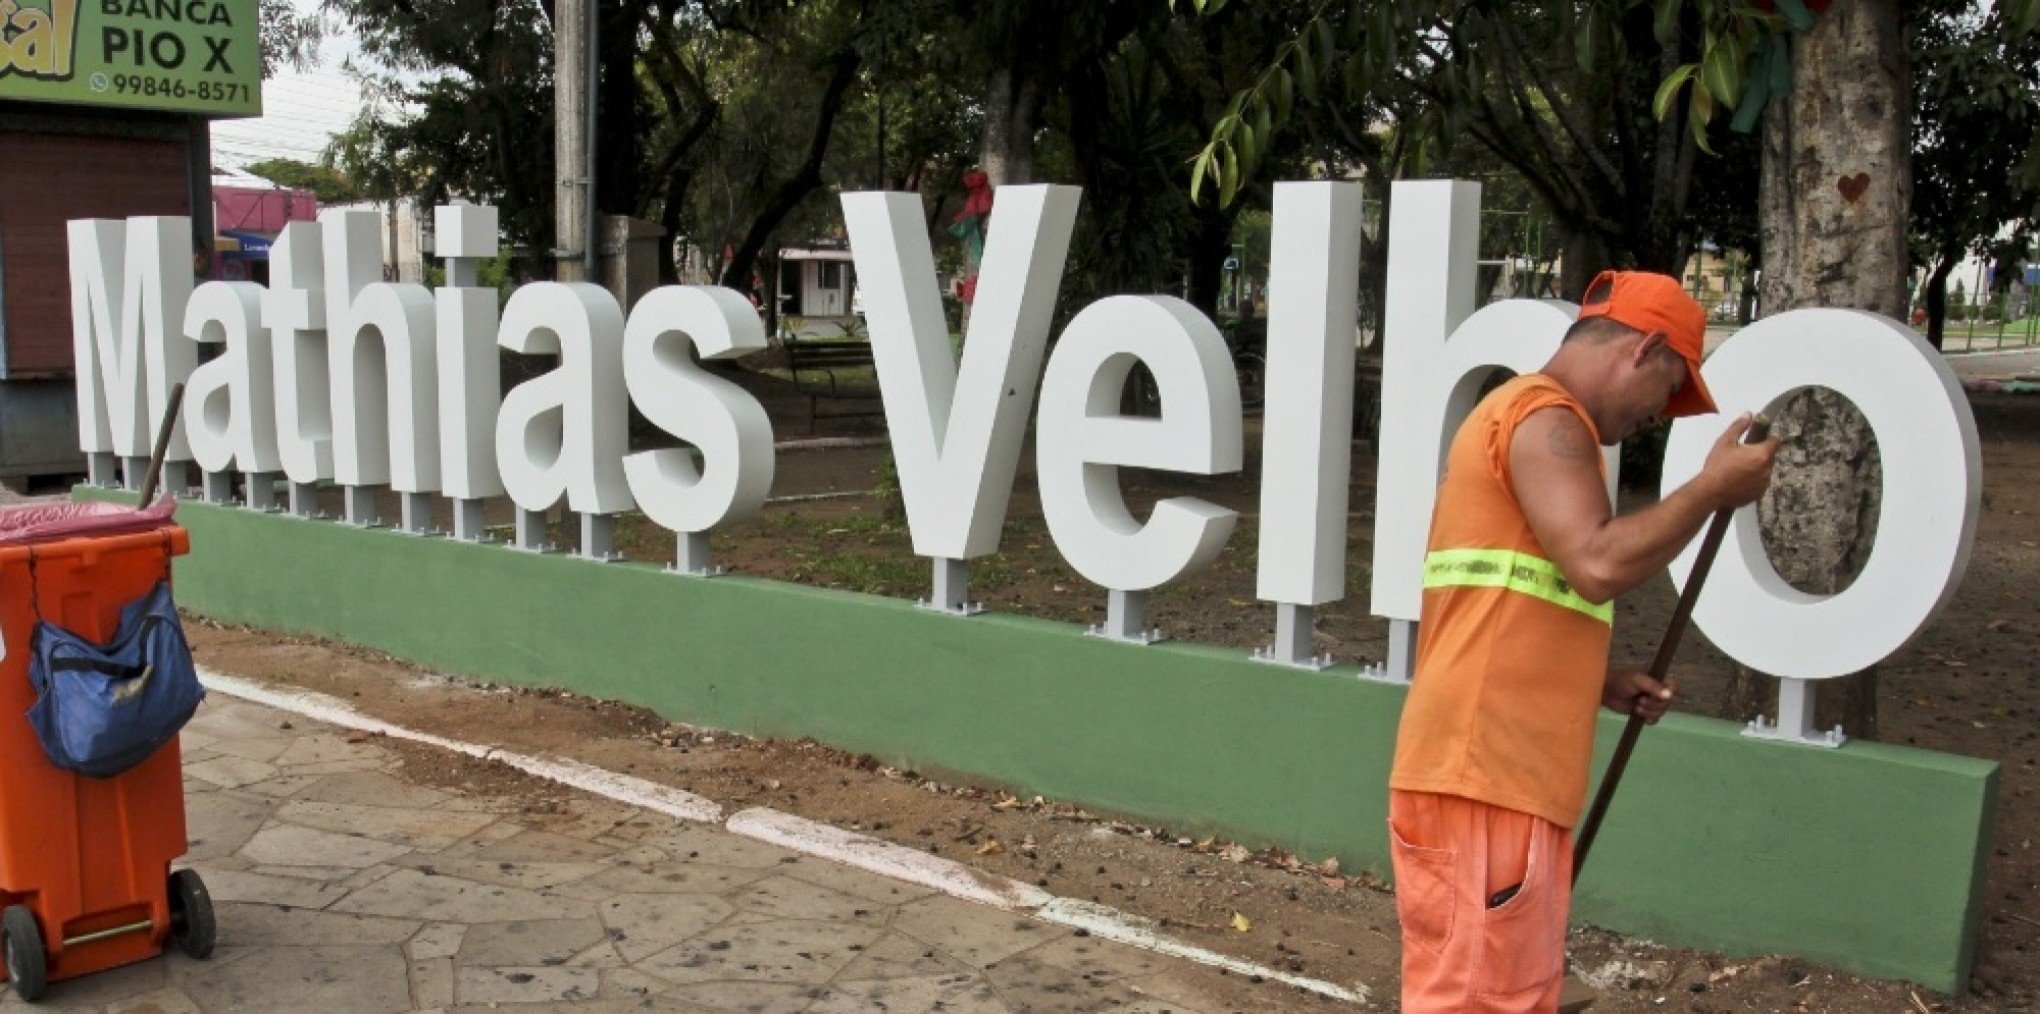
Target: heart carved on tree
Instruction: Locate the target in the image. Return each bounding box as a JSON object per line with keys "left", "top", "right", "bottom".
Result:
{"left": 1837, "top": 172, "right": 1871, "bottom": 204}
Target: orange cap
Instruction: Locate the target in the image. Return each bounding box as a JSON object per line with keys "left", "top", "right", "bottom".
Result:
{"left": 1575, "top": 269, "right": 1716, "bottom": 418}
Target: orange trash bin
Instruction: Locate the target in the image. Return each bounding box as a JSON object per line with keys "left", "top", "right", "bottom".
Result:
{"left": 0, "top": 513, "right": 213, "bottom": 1002}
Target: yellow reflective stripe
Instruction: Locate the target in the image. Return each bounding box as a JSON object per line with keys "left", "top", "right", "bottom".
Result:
{"left": 1422, "top": 548, "right": 1614, "bottom": 624}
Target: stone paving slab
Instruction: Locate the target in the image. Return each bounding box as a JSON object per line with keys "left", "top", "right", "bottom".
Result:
{"left": 0, "top": 696, "right": 1317, "bottom": 1012}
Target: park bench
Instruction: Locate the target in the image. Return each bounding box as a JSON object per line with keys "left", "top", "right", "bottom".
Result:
{"left": 783, "top": 333, "right": 884, "bottom": 433}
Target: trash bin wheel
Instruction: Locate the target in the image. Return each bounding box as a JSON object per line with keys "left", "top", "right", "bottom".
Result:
{"left": 167, "top": 870, "right": 215, "bottom": 959}
{"left": 2, "top": 904, "right": 45, "bottom": 1002}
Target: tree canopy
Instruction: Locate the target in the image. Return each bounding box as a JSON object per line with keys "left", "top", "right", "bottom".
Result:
{"left": 243, "top": 158, "right": 362, "bottom": 205}
{"left": 308, "top": 0, "right": 2039, "bottom": 327}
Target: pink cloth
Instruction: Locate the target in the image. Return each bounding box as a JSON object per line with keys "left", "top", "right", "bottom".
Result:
{"left": 0, "top": 499, "right": 177, "bottom": 546}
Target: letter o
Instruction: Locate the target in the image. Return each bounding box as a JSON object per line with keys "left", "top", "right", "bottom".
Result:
{"left": 1660, "top": 308, "right": 1981, "bottom": 679}
{"left": 151, "top": 32, "right": 186, "bottom": 69}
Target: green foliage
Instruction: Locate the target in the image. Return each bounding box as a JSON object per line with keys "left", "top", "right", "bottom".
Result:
{"left": 2017, "top": 0, "right": 2040, "bottom": 34}
{"left": 1910, "top": 0, "right": 2040, "bottom": 332}
{"left": 872, "top": 452, "right": 905, "bottom": 523}
{"left": 1647, "top": 1, "right": 1793, "bottom": 150}
{"left": 257, "top": 0, "right": 324, "bottom": 77}
{"left": 325, "top": 0, "right": 555, "bottom": 255}
{"left": 242, "top": 159, "right": 360, "bottom": 205}
{"left": 1190, "top": 1, "right": 1764, "bottom": 286}
{"left": 1190, "top": 1, "right": 1778, "bottom": 204}
{"left": 1186, "top": 0, "right": 1343, "bottom": 208}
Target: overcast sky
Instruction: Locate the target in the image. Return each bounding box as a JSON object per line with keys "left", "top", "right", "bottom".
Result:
{"left": 211, "top": 0, "right": 368, "bottom": 170}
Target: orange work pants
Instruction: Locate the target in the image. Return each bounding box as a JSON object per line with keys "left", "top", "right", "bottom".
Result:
{"left": 1389, "top": 789, "right": 1573, "bottom": 1013}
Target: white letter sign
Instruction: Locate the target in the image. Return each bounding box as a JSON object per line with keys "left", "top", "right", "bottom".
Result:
{"left": 842, "top": 185, "right": 1081, "bottom": 560}
{"left": 1256, "top": 181, "right": 1364, "bottom": 606}
{"left": 621, "top": 286, "right": 775, "bottom": 533}
{"left": 182, "top": 281, "right": 278, "bottom": 475}
{"left": 495, "top": 283, "right": 633, "bottom": 515}
{"left": 1662, "top": 309, "right": 1981, "bottom": 679}
{"left": 68, "top": 216, "right": 195, "bottom": 461}
{"left": 322, "top": 209, "right": 440, "bottom": 493}
{"left": 1037, "top": 295, "right": 1243, "bottom": 591}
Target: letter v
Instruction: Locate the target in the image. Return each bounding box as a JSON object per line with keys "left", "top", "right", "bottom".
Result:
{"left": 841, "top": 185, "right": 1080, "bottom": 560}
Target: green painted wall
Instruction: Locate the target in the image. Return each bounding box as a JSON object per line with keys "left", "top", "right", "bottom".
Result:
{"left": 108, "top": 491, "right": 1995, "bottom": 993}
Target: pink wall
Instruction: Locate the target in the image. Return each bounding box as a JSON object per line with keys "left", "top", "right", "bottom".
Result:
{"left": 214, "top": 186, "right": 317, "bottom": 233}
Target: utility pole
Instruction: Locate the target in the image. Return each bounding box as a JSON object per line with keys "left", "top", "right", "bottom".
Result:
{"left": 554, "top": 0, "right": 596, "bottom": 283}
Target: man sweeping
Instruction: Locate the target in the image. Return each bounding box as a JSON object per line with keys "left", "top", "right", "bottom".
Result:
{"left": 1388, "top": 270, "right": 1779, "bottom": 1012}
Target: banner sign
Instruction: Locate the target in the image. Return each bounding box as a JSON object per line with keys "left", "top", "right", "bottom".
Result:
{"left": 0, "top": 0, "right": 261, "bottom": 117}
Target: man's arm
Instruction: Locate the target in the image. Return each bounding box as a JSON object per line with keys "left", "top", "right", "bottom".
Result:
{"left": 1509, "top": 409, "right": 1776, "bottom": 604}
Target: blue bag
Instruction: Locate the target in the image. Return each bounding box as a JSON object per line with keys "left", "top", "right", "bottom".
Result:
{"left": 27, "top": 581, "right": 205, "bottom": 778}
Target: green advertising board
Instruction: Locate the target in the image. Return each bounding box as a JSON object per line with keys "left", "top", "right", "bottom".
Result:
{"left": 0, "top": 0, "right": 260, "bottom": 117}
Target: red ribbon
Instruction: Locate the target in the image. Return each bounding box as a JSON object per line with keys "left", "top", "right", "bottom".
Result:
{"left": 955, "top": 171, "right": 993, "bottom": 222}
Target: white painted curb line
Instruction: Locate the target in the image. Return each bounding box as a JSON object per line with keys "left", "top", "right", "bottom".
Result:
{"left": 196, "top": 667, "right": 1368, "bottom": 1005}
{"left": 197, "top": 667, "right": 724, "bottom": 824}
{"left": 1036, "top": 897, "right": 1369, "bottom": 1003}
{"left": 726, "top": 806, "right": 1054, "bottom": 912}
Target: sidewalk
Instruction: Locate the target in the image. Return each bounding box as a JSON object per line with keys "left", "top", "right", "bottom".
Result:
{"left": 0, "top": 693, "right": 1322, "bottom": 1012}
{"left": 1944, "top": 346, "right": 2040, "bottom": 381}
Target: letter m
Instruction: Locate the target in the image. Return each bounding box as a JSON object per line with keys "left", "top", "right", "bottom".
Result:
{"left": 69, "top": 217, "right": 196, "bottom": 459}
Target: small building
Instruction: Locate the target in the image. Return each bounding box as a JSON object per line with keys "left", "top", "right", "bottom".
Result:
{"left": 776, "top": 246, "right": 856, "bottom": 321}
{"left": 212, "top": 168, "right": 318, "bottom": 285}
{"left": 0, "top": 2, "right": 262, "bottom": 486}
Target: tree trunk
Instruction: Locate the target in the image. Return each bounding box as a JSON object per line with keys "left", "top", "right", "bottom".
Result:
{"left": 1925, "top": 253, "right": 1957, "bottom": 350}
{"left": 1733, "top": 0, "right": 1911, "bottom": 740}
{"left": 1358, "top": 224, "right": 1389, "bottom": 355}
{"left": 979, "top": 66, "right": 1035, "bottom": 186}
{"left": 596, "top": 0, "right": 642, "bottom": 218}
{"left": 1559, "top": 228, "right": 1614, "bottom": 301}
{"left": 719, "top": 48, "right": 863, "bottom": 292}
{"left": 1007, "top": 75, "right": 1037, "bottom": 185}
{"left": 1737, "top": 257, "right": 1758, "bottom": 325}
{"left": 1185, "top": 209, "right": 1232, "bottom": 319}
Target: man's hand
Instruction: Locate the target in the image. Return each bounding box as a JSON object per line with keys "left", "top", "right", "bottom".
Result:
{"left": 1603, "top": 669, "right": 1678, "bottom": 723}
{"left": 1697, "top": 414, "right": 1779, "bottom": 510}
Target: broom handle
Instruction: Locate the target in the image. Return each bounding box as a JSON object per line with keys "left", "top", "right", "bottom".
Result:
{"left": 134, "top": 383, "right": 187, "bottom": 507}
{"left": 1571, "top": 414, "right": 1771, "bottom": 882}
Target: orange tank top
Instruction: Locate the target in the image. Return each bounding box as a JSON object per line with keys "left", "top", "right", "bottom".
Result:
{"left": 1389, "top": 374, "right": 1614, "bottom": 829}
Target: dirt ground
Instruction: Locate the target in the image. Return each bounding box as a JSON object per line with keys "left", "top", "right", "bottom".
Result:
{"left": 181, "top": 370, "right": 2040, "bottom": 1012}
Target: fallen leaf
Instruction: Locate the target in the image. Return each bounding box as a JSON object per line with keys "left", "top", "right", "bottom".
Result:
{"left": 1019, "top": 835, "right": 1038, "bottom": 857}
{"left": 1314, "top": 857, "right": 1341, "bottom": 877}
{"left": 1219, "top": 844, "right": 1252, "bottom": 863}
{"left": 1226, "top": 598, "right": 1254, "bottom": 607}
{"left": 345, "top": 730, "right": 370, "bottom": 744}
{"left": 1320, "top": 875, "right": 1348, "bottom": 890}
{"left": 992, "top": 796, "right": 1023, "bottom": 811}
{"left": 1230, "top": 912, "right": 1253, "bottom": 933}
{"left": 976, "top": 840, "right": 1005, "bottom": 857}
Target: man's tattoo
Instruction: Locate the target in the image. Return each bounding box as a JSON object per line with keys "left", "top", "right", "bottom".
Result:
{"left": 1546, "top": 415, "right": 1597, "bottom": 462}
